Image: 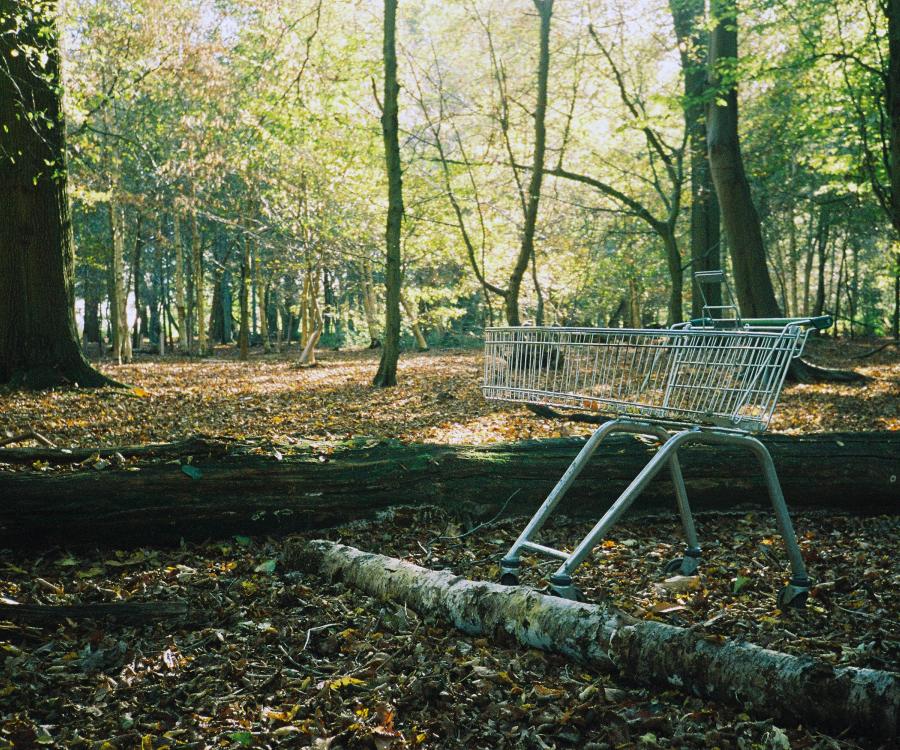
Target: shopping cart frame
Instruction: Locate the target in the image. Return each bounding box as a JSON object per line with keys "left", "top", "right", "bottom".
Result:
{"left": 482, "top": 283, "right": 831, "bottom": 607}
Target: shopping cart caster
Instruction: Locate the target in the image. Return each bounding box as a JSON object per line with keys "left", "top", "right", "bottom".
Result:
{"left": 547, "top": 575, "right": 585, "bottom": 602}
{"left": 662, "top": 555, "right": 700, "bottom": 576}
{"left": 499, "top": 558, "right": 520, "bottom": 587}
{"left": 777, "top": 579, "right": 810, "bottom": 609}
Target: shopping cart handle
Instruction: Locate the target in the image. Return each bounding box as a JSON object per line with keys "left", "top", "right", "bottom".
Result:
{"left": 688, "top": 315, "right": 834, "bottom": 330}
{"left": 807, "top": 315, "right": 833, "bottom": 330}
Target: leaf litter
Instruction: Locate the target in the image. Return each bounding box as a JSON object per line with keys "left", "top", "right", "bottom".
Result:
{"left": 0, "top": 340, "right": 896, "bottom": 747}
{"left": 1, "top": 507, "right": 896, "bottom": 749}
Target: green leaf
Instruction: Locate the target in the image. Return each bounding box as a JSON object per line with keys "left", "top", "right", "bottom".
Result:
{"left": 228, "top": 731, "right": 254, "bottom": 746}
{"left": 732, "top": 575, "right": 751, "bottom": 594}
{"left": 254, "top": 559, "right": 277, "bottom": 574}
{"left": 234, "top": 535, "right": 252, "bottom": 546}
{"left": 180, "top": 465, "right": 202, "bottom": 480}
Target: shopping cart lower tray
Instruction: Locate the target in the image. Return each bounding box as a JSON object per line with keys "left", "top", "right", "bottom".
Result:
{"left": 482, "top": 312, "right": 832, "bottom": 606}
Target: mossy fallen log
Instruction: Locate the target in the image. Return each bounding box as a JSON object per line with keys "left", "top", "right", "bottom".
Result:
{"left": 285, "top": 539, "right": 899, "bottom": 738}
{"left": 0, "top": 432, "right": 896, "bottom": 548}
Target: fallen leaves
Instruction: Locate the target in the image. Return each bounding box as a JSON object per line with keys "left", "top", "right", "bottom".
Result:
{"left": 0, "top": 338, "right": 895, "bottom": 459}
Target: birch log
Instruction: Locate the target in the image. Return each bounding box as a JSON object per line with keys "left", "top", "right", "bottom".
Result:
{"left": 285, "top": 539, "right": 899, "bottom": 738}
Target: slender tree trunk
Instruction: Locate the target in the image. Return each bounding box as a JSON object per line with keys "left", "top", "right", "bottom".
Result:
{"left": 190, "top": 206, "right": 205, "bottom": 355}
{"left": 707, "top": 0, "right": 779, "bottom": 318}
{"left": 812, "top": 211, "right": 830, "bottom": 317}
{"left": 361, "top": 260, "right": 380, "bottom": 347}
{"left": 132, "top": 216, "right": 145, "bottom": 350}
{"left": 83, "top": 286, "right": 102, "bottom": 346}
{"left": 257, "top": 278, "right": 271, "bottom": 353}
{"left": 108, "top": 199, "right": 132, "bottom": 365}
{"left": 173, "top": 212, "right": 188, "bottom": 353}
{"left": 373, "top": 0, "right": 404, "bottom": 387}
{"left": 663, "top": 225, "right": 683, "bottom": 324}
{"left": 239, "top": 232, "right": 250, "bottom": 361}
{"left": 401, "top": 294, "right": 429, "bottom": 351}
{"left": 505, "top": 0, "right": 554, "bottom": 326}
{"left": 298, "top": 268, "right": 323, "bottom": 366}
{"left": 0, "top": 1, "right": 114, "bottom": 387}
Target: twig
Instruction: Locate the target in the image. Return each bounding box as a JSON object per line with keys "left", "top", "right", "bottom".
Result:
{"left": 853, "top": 340, "right": 899, "bottom": 359}
{"left": 0, "top": 429, "right": 57, "bottom": 449}
{"left": 429, "top": 489, "right": 521, "bottom": 544}
{"left": 835, "top": 604, "right": 900, "bottom": 628}
{"left": 302, "top": 622, "right": 340, "bottom": 651}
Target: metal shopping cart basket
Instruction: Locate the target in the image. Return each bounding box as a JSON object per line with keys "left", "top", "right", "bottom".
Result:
{"left": 482, "top": 272, "right": 832, "bottom": 607}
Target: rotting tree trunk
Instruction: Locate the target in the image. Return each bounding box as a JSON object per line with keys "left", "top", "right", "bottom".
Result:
{"left": 286, "top": 540, "right": 899, "bottom": 738}
{"left": 0, "top": 432, "right": 895, "bottom": 549}
{"left": 373, "top": 0, "right": 403, "bottom": 387}
{"left": 0, "top": 1, "right": 115, "bottom": 388}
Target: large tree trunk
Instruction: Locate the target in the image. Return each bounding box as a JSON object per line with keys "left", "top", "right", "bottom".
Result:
{"left": 707, "top": 0, "right": 779, "bottom": 318}
{"left": 288, "top": 540, "right": 899, "bottom": 738}
{"left": 373, "top": 0, "right": 403, "bottom": 387}
{"left": 887, "top": 0, "right": 900, "bottom": 338}
{"left": 0, "top": 432, "right": 895, "bottom": 548}
{"left": 670, "top": 0, "right": 721, "bottom": 318}
{"left": 505, "top": 0, "right": 553, "bottom": 326}
{"left": 0, "top": 1, "right": 114, "bottom": 388}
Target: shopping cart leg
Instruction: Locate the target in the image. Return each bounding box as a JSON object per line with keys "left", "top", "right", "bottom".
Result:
{"left": 664, "top": 451, "right": 702, "bottom": 575}
{"left": 499, "top": 419, "right": 624, "bottom": 584}
{"left": 642, "top": 425, "right": 701, "bottom": 575}
{"left": 547, "top": 429, "right": 698, "bottom": 599}
{"left": 745, "top": 437, "right": 811, "bottom": 608}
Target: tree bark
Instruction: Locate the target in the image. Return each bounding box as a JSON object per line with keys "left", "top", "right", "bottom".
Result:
{"left": 287, "top": 540, "right": 899, "bottom": 738}
{"left": 239, "top": 232, "right": 251, "bottom": 361}
{"left": 172, "top": 212, "right": 189, "bottom": 352}
{"left": 361, "top": 260, "right": 381, "bottom": 348}
{"left": 373, "top": 0, "right": 403, "bottom": 387}
{"left": 670, "top": 0, "right": 721, "bottom": 318}
{"left": 0, "top": 1, "right": 115, "bottom": 388}
{"left": 707, "top": 0, "right": 779, "bottom": 318}
{"left": 0, "top": 432, "right": 895, "bottom": 548}
{"left": 401, "top": 294, "right": 429, "bottom": 351}
{"left": 108, "top": 199, "right": 132, "bottom": 364}
{"left": 505, "top": 0, "right": 553, "bottom": 326}
{"left": 191, "top": 205, "right": 206, "bottom": 355}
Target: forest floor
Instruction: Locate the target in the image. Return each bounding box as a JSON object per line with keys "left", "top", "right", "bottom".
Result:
{"left": 1, "top": 339, "right": 898, "bottom": 749}
{"left": 0, "top": 507, "right": 897, "bottom": 750}
{"left": 0, "top": 337, "right": 897, "bottom": 451}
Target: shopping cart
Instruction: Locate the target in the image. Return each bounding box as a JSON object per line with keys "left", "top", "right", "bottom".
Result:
{"left": 482, "top": 272, "right": 832, "bottom": 606}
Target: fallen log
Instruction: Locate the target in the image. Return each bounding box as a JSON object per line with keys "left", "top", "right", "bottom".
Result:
{"left": 285, "top": 539, "right": 899, "bottom": 738}
{"left": 0, "top": 432, "right": 896, "bottom": 548}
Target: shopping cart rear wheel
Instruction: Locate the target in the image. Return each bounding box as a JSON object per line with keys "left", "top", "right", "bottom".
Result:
{"left": 662, "top": 557, "right": 700, "bottom": 576}
{"left": 777, "top": 584, "right": 808, "bottom": 609}
{"left": 547, "top": 575, "right": 586, "bottom": 602}
{"left": 499, "top": 572, "right": 519, "bottom": 587}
